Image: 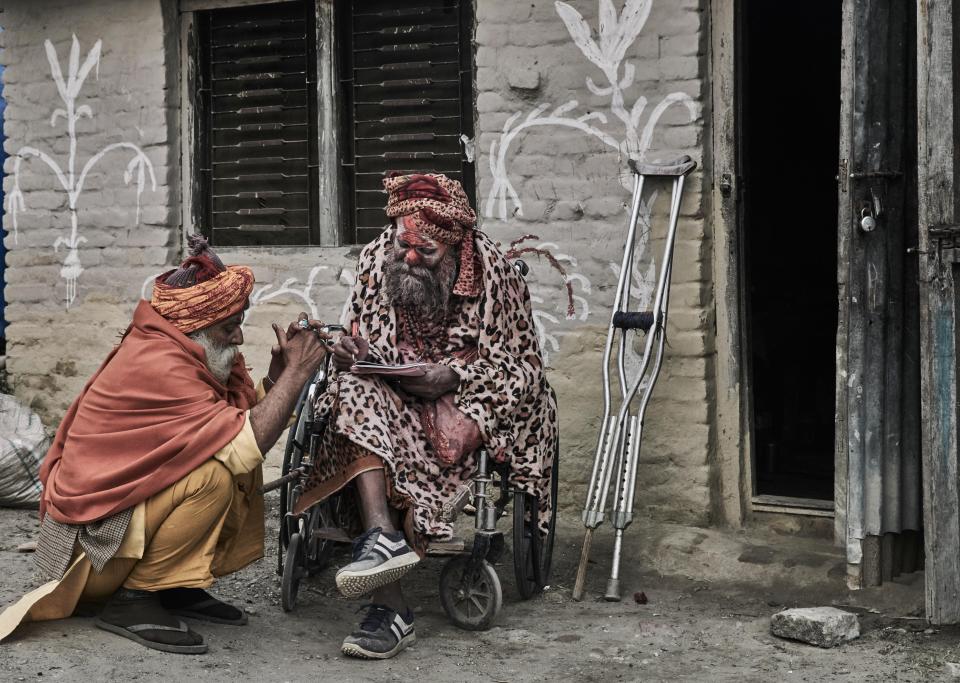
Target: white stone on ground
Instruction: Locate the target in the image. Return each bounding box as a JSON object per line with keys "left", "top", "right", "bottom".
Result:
{"left": 770, "top": 607, "right": 860, "bottom": 648}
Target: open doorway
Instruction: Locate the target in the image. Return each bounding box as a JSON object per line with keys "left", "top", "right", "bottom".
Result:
{"left": 739, "top": 1, "right": 842, "bottom": 502}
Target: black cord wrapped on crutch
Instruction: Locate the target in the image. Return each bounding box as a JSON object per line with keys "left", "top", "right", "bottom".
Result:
{"left": 572, "top": 155, "right": 697, "bottom": 602}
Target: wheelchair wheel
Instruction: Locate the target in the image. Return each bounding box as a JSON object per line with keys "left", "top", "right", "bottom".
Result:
{"left": 278, "top": 380, "right": 311, "bottom": 560}
{"left": 281, "top": 531, "right": 306, "bottom": 612}
{"left": 439, "top": 556, "right": 503, "bottom": 631}
{"left": 512, "top": 440, "right": 560, "bottom": 599}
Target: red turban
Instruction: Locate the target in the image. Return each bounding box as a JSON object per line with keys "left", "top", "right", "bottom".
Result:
{"left": 151, "top": 235, "right": 254, "bottom": 335}
{"left": 383, "top": 173, "right": 480, "bottom": 297}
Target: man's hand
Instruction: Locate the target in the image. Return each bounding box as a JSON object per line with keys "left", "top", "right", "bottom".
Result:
{"left": 395, "top": 364, "right": 460, "bottom": 401}
{"left": 250, "top": 321, "right": 329, "bottom": 454}
{"left": 274, "top": 318, "right": 329, "bottom": 377}
{"left": 268, "top": 312, "right": 326, "bottom": 383}
{"left": 331, "top": 335, "right": 370, "bottom": 371}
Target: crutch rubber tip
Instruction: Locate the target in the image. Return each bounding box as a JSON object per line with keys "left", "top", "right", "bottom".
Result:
{"left": 604, "top": 578, "right": 622, "bottom": 602}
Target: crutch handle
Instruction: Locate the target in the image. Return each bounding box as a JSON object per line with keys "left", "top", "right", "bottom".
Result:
{"left": 612, "top": 311, "right": 655, "bottom": 332}
{"left": 629, "top": 155, "right": 697, "bottom": 177}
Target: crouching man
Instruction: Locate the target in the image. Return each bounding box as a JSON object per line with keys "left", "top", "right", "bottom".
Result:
{"left": 0, "top": 236, "right": 328, "bottom": 654}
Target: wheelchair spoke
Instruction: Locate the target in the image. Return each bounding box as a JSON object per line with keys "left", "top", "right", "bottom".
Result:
{"left": 454, "top": 593, "right": 474, "bottom": 615}
{"left": 469, "top": 595, "right": 486, "bottom": 613}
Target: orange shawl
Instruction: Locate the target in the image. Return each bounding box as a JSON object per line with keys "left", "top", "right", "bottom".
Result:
{"left": 40, "top": 300, "right": 257, "bottom": 524}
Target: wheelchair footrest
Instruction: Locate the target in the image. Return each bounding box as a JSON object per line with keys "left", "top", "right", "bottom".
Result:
{"left": 427, "top": 537, "right": 467, "bottom": 555}
{"left": 311, "top": 527, "right": 352, "bottom": 544}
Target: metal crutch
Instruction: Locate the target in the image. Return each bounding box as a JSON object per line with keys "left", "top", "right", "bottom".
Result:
{"left": 572, "top": 155, "right": 697, "bottom": 602}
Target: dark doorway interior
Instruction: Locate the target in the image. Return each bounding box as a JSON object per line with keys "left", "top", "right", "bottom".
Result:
{"left": 740, "top": 1, "right": 842, "bottom": 501}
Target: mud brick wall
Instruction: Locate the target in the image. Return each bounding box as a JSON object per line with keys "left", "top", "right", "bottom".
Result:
{"left": 473, "top": 0, "right": 713, "bottom": 524}
{"left": 1, "top": 0, "right": 180, "bottom": 418}
{"left": 1, "top": 0, "right": 716, "bottom": 525}
{"left": 0, "top": 0, "right": 356, "bottom": 421}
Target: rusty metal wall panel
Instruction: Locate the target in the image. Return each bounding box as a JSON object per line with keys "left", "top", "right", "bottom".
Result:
{"left": 841, "top": 0, "right": 922, "bottom": 587}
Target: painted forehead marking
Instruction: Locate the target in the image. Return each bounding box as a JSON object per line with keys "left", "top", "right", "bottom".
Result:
{"left": 397, "top": 214, "right": 437, "bottom": 248}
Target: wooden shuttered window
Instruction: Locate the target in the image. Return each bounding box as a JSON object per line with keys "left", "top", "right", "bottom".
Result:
{"left": 195, "top": 1, "right": 319, "bottom": 246}
{"left": 339, "top": 0, "right": 476, "bottom": 244}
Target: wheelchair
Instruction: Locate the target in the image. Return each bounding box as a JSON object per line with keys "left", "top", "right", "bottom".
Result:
{"left": 269, "top": 331, "right": 559, "bottom": 631}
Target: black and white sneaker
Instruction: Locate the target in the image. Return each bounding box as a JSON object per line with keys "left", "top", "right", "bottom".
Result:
{"left": 341, "top": 604, "right": 416, "bottom": 660}
{"left": 335, "top": 527, "right": 420, "bottom": 598}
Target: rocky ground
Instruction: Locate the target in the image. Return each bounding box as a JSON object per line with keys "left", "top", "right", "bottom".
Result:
{"left": 2, "top": 492, "right": 959, "bottom": 682}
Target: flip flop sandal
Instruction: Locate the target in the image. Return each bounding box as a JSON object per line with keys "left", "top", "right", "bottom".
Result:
{"left": 94, "top": 617, "right": 208, "bottom": 655}
{"left": 169, "top": 598, "right": 248, "bottom": 626}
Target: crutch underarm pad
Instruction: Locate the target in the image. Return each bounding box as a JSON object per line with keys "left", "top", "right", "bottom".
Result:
{"left": 628, "top": 155, "right": 697, "bottom": 177}
{"left": 613, "top": 311, "right": 655, "bottom": 332}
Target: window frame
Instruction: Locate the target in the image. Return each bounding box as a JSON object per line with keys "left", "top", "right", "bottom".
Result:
{"left": 180, "top": 0, "right": 476, "bottom": 249}
{"left": 179, "top": 0, "right": 344, "bottom": 249}
{"left": 336, "top": 0, "right": 477, "bottom": 244}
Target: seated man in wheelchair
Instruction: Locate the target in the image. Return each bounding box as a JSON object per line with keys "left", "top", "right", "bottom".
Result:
{"left": 294, "top": 172, "right": 557, "bottom": 659}
{"left": 0, "top": 237, "right": 329, "bottom": 655}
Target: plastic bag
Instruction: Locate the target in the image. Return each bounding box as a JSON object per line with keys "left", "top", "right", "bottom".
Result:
{"left": 0, "top": 394, "right": 49, "bottom": 508}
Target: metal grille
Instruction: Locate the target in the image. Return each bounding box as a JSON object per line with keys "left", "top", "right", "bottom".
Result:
{"left": 198, "top": 1, "right": 319, "bottom": 246}
{"left": 340, "top": 0, "right": 475, "bottom": 244}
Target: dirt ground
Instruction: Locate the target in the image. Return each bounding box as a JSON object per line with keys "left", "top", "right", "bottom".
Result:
{"left": 1, "top": 494, "right": 959, "bottom": 682}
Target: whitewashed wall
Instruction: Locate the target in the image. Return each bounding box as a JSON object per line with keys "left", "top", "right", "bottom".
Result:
{"left": 1, "top": 0, "right": 714, "bottom": 523}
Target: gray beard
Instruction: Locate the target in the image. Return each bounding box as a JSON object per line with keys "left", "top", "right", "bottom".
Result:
{"left": 188, "top": 329, "right": 239, "bottom": 385}
{"left": 384, "top": 249, "right": 458, "bottom": 318}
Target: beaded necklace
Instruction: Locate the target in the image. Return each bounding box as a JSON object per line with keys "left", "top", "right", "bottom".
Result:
{"left": 397, "top": 305, "right": 451, "bottom": 362}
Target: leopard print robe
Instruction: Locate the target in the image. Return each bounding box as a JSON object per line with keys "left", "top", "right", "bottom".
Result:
{"left": 295, "top": 227, "right": 557, "bottom": 545}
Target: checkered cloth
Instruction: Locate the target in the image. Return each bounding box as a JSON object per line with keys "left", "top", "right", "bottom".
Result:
{"left": 35, "top": 508, "right": 133, "bottom": 581}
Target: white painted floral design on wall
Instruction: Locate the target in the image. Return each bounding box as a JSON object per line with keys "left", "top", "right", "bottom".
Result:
{"left": 485, "top": 0, "right": 696, "bottom": 362}
{"left": 504, "top": 234, "right": 590, "bottom": 363}
{"left": 248, "top": 264, "right": 358, "bottom": 330}
{"left": 5, "top": 35, "right": 156, "bottom": 307}
{"left": 486, "top": 0, "right": 696, "bottom": 219}
{"left": 140, "top": 265, "right": 354, "bottom": 330}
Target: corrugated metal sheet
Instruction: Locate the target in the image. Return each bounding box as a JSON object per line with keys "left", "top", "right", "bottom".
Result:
{"left": 843, "top": 0, "right": 923, "bottom": 586}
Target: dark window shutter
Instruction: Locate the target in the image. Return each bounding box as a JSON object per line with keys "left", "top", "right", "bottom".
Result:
{"left": 340, "top": 0, "right": 476, "bottom": 244}
{"left": 197, "top": 1, "right": 319, "bottom": 246}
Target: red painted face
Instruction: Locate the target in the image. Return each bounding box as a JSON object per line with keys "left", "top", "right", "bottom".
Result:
{"left": 395, "top": 214, "right": 449, "bottom": 268}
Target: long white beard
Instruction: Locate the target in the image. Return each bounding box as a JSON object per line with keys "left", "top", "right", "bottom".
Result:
{"left": 188, "top": 329, "right": 239, "bottom": 385}
{"left": 384, "top": 248, "right": 458, "bottom": 317}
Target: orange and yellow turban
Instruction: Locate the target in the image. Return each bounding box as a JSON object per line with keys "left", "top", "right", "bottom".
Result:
{"left": 151, "top": 235, "right": 254, "bottom": 335}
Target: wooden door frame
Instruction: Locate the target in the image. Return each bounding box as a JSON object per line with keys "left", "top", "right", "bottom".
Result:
{"left": 710, "top": 0, "right": 749, "bottom": 528}
{"left": 833, "top": 0, "right": 856, "bottom": 555}
{"left": 917, "top": 0, "right": 960, "bottom": 626}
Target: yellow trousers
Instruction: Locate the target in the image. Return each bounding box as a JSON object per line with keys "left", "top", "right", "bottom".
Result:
{"left": 0, "top": 460, "right": 264, "bottom": 638}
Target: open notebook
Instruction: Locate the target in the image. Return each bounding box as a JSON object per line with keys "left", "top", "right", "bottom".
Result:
{"left": 349, "top": 359, "right": 428, "bottom": 377}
